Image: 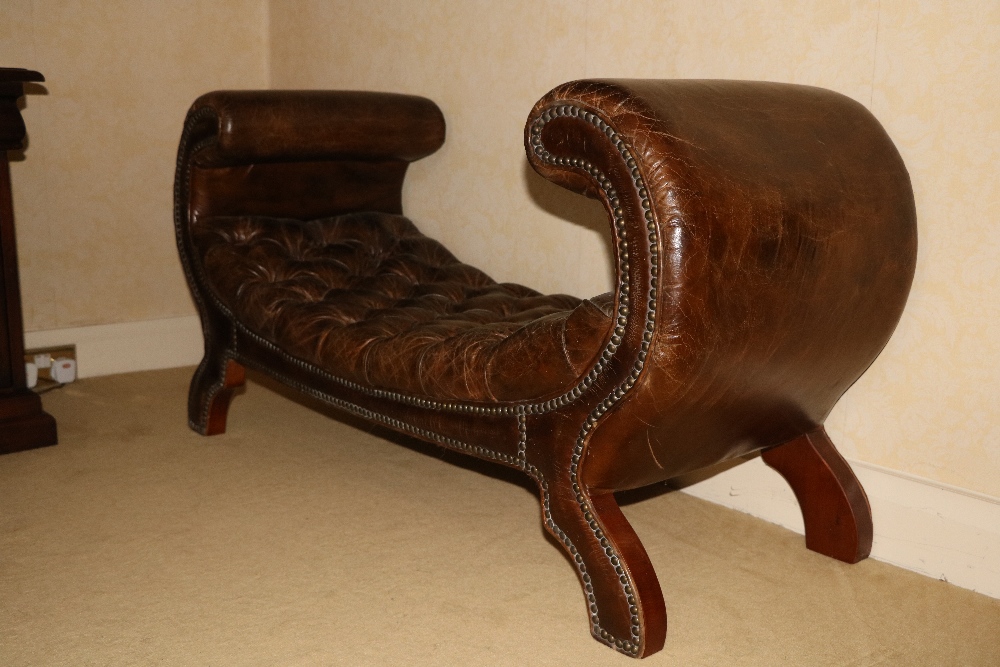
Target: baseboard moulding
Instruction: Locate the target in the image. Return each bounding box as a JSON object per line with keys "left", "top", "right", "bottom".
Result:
{"left": 678, "top": 454, "right": 1000, "bottom": 600}
{"left": 25, "top": 315, "right": 203, "bottom": 379}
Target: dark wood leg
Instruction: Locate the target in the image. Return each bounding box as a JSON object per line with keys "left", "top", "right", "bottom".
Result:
{"left": 1, "top": 84, "right": 58, "bottom": 455}
{"left": 0, "top": 389, "right": 57, "bottom": 454}
{"left": 761, "top": 426, "right": 873, "bottom": 564}
{"left": 540, "top": 474, "right": 666, "bottom": 658}
{"left": 188, "top": 350, "right": 245, "bottom": 436}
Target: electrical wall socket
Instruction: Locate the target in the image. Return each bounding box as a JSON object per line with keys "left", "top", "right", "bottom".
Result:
{"left": 25, "top": 345, "right": 76, "bottom": 383}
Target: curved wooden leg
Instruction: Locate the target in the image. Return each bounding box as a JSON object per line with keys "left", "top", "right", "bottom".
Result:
{"left": 539, "top": 474, "right": 666, "bottom": 658}
{"left": 188, "top": 351, "right": 245, "bottom": 436}
{"left": 761, "top": 426, "right": 872, "bottom": 564}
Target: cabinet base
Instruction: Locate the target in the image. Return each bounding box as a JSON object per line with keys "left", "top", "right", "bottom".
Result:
{"left": 0, "top": 390, "right": 57, "bottom": 454}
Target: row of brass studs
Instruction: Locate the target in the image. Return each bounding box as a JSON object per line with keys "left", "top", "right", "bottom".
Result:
{"left": 175, "top": 108, "right": 506, "bottom": 421}
{"left": 218, "top": 319, "right": 526, "bottom": 467}
{"left": 189, "top": 326, "right": 244, "bottom": 434}
{"left": 187, "top": 337, "right": 236, "bottom": 435}
{"left": 180, "top": 101, "right": 652, "bottom": 656}
{"left": 237, "top": 319, "right": 522, "bottom": 415}
{"left": 528, "top": 102, "right": 661, "bottom": 657}
{"left": 180, "top": 102, "right": 634, "bottom": 421}
{"left": 231, "top": 349, "right": 533, "bottom": 473}
{"left": 175, "top": 107, "right": 233, "bottom": 433}
{"left": 516, "top": 408, "right": 528, "bottom": 463}
{"left": 188, "top": 353, "right": 225, "bottom": 435}
{"left": 526, "top": 108, "right": 636, "bottom": 419}
{"left": 534, "top": 466, "right": 631, "bottom": 656}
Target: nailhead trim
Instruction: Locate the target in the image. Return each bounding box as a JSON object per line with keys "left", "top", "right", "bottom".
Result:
{"left": 177, "top": 109, "right": 630, "bottom": 422}
{"left": 175, "top": 106, "right": 229, "bottom": 434}
{"left": 174, "top": 105, "right": 638, "bottom": 458}
{"left": 529, "top": 102, "right": 662, "bottom": 656}
{"left": 176, "top": 100, "right": 663, "bottom": 658}
{"left": 187, "top": 329, "right": 239, "bottom": 435}
{"left": 173, "top": 108, "right": 521, "bottom": 439}
{"left": 517, "top": 408, "right": 528, "bottom": 462}
{"left": 234, "top": 349, "right": 537, "bottom": 474}
{"left": 235, "top": 321, "right": 522, "bottom": 416}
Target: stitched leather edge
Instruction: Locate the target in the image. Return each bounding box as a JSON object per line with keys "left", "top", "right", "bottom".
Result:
{"left": 529, "top": 102, "right": 662, "bottom": 656}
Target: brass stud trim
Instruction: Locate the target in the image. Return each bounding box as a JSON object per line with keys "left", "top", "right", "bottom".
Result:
{"left": 528, "top": 101, "right": 665, "bottom": 657}
{"left": 175, "top": 98, "right": 667, "bottom": 658}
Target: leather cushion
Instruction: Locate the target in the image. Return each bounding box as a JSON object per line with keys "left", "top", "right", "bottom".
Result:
{"left": 193, "top": 212, "right": 612, "bottom": 403}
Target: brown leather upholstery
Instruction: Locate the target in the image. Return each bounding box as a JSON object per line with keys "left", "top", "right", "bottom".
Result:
{"left": 527, "top": 80, "right": 916, "bottom": 491}
{"left": 174, "top": 81, "right": 915, "bottom": 658}
{"left": 192, "top": 212, "right": 610, "bottom": 402}
{"left": 189, "top": 90, "right": 446, "bottom": 166}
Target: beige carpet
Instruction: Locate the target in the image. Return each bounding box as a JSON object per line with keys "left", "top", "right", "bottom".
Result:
{"left": 2, "top": 368, "right": 998, "bottom": 666}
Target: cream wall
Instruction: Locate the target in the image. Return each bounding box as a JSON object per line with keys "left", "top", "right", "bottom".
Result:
{"left": 0, "top": 0, "right": 269, "bottom": 330}
{"left": 270, "top": 0, "right": 1000, "bottom": 498}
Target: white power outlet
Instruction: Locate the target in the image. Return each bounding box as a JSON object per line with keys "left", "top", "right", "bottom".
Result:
{"left": 25, "top": 345, "right": 77, "bottom": 385}
{"left": 50, "top": 357, "right": 76, "bottom": 383}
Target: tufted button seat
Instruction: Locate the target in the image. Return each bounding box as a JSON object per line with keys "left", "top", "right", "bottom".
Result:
{"left": 193, "top": 211, "right": 613, "bottom": 403}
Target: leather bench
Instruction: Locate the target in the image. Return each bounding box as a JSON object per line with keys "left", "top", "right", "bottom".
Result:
{"left": 174, "top": 79, "right": 916, "bottom": 657}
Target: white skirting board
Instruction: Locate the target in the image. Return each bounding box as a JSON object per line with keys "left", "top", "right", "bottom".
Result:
{"left": 680, "top": 455, "right": 1000, "bottom": 600}
{"left": 25, "top": 315, "right": 204, "bottom": 379}
{"left": 23, "top": 315, "right": 1000, "bottom": 600}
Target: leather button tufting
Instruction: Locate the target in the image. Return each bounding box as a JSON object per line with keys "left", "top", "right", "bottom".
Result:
{"left": 193, "top": 211, "right": 611, "bottom": 402}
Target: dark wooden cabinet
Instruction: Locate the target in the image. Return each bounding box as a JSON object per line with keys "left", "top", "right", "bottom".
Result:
{"left": 0, "top": 68, "right": 56, "bottom": 454}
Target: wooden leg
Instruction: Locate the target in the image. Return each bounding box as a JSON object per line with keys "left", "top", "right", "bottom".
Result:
{"left": 761, "top": 427, "right": 873, "bottom": 564}
{"left": 188, "top": 352, "right": 245, "bottom": 436}
{"left": 1, "top": 152, "right": 58, "bottom": 454}
{"left": 540, "top": 475, "right": 666, "bottom": 658}
{"left": 0, "top": 390, "right": 57, "bottom": 454}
